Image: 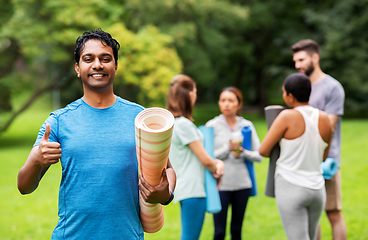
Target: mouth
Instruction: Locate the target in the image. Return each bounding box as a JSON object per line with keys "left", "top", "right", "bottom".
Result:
{"left": 89, "top": 73, "right": 107, "bottom": 78}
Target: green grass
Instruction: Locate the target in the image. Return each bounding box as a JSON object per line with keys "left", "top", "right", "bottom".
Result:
{"left": 1, "top": 97, "right": 367, "bottom": 239}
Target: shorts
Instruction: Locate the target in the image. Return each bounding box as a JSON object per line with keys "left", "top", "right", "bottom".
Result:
{"left": 325, "top": 169, "right": 343, "bottom": 211}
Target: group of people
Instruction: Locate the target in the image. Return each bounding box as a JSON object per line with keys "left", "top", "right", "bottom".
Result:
{"left": 17, "top": 29, "right": 346, "bottom": 240}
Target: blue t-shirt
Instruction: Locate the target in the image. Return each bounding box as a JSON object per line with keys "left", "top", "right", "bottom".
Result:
{"left": 34, "top": 97, "right": 144, "bottom": 240}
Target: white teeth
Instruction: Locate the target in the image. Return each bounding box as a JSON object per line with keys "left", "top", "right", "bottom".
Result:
{"left": 92, "top": 74, "right": 103, "bottom": 77}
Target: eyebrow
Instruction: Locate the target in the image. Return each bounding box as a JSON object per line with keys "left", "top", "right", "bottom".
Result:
{"left": 82, "top": 53, "right": 113, "bottom": 58}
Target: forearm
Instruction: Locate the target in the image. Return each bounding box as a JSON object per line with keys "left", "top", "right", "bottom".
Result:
{"left": 188, "top": 141, "right": 217, "bottom": 173}
{"left": 241, "top": 149, "right": 263, "bottom": 162}
{"left": 17, "top": 147, "right": 48, "bottom": 194}
{"left": 214, "top": 144, "right": 230, "bottom": 160}
{"left": 165, "top": 167, "right": 176, "bottom": 193}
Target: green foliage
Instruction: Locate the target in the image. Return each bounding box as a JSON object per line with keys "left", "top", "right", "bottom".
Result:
{"left": 1, "top": 0, "right": 368, "bottom": 135}
{"left": 123, "top": 0, "right": 250, "bottom": 101}
{"left": 0, "top": 0, "right": 182, "bottom": 134}
{"left": 303, "top": 0, "right": 368, "bottom": 117}
{"left": 109, "top": 23, "right": 182, "bottom": 107}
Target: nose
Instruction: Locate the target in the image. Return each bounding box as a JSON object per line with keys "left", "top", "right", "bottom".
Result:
{"left": 294, "top": 61, "right": 300, "bottom": 69}
{"left": 92, "top": 58, "right": 103, "bottom": 69}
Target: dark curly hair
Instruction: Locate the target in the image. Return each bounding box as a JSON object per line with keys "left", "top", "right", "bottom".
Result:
{"left": 74, "top": 28, "right": 120, "bottom": 65}
{"left": 283, "top": 73, "right": 311, "bottom": 103}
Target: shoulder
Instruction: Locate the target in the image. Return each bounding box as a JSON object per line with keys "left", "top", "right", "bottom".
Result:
{"left": 323, "top": 75, "right": 345, "bottom": 93}
{"left": 173, "top": 117, "right": 200, "bottom": 141}
{"left": 318, "top": 110, "right": 331, "bottom": 126}
{"left": 50, "top": 98, "right": 83, "bottom": 118}
{"left": 205, "top": 115, "right": 222, "bottom": 127}
{"left": 237, "top": 116, "right": 254, "bottom": 127}
{"left": 274, "top": 109, "right": 303, "bottom": 127}
{"left": 277, "top": 108, "right": 299, "bottom": 119}
{"left": 115, "top": 96, "right": 145, "bottom": 112}
{"left": 176, "top": 116, "right": 195, "bottom": 127}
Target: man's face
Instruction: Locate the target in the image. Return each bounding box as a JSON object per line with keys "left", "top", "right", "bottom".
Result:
{"left": 75, "top": 39, "right": 117, "bottom": 91}
{"left": 293, "top": 50, "right": 315, "bottom": 76}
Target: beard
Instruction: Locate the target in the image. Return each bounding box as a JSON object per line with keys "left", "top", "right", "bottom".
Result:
{"left": 303, "top": 62, "right": 315, "bottom": 76}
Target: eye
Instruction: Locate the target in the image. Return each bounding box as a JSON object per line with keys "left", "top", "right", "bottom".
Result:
{"left": 83, "top": 57, "right": 92, "bottom": 62}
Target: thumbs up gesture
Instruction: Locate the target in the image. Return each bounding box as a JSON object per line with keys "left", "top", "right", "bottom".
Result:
{"left": 37, "top": 124, "right": 62, "bottom": 167}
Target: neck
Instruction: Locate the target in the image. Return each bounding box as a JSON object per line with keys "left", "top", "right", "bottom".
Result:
{"left": 223, "top": 114, "right": 237, "bottom": 129}
{"left": 82, "top": 89, "right": 116, "bottom": 108}
{"left": 309, "top": 66, "right": 325, "bottom": 84}
{"left": 292, "top": 102, "right": 309, "bottom": 108}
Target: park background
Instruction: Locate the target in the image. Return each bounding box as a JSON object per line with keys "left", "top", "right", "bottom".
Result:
{"left": 0, "top": 0, "right": 368, "bottom": 239}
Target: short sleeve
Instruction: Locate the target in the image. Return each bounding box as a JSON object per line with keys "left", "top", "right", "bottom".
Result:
{"left": 34, "top": 113, "right": 59, "bottom": 146}
{"left": 205, "top": 118, "right": 215, "bottom": 128}
{"left": 324, "top": 83, "right": 345, "bottom": 116}
{"left": 174, "top": 118, "right": 201, "bottom": 146}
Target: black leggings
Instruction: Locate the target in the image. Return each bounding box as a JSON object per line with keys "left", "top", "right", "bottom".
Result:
{"left": 213, "top": 189, "right": 251, "bottom": 240}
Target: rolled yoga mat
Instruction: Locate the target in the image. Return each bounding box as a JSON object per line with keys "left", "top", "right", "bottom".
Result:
{"left": 264, "top": 105, "right": 285, "bottom": 198}
{"left": 135, "top": 107, "right": 175, "bottom": 233}
{"left": 198, "top": 126, "right": 222, "bottom": 214}
{"left": 321, "top": 157, "right": 338, "bottom": 180}
{"left": 241, "top": 126, "right": 257, "bottom": 197}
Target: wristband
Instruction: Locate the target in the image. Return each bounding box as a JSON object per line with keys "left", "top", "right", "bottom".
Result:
{"left": 161, "top": 191, "right": 174, "bottom": 205}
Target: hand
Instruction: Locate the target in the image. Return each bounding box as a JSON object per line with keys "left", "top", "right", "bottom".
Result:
{"left": 139, "top": 168, "right": 171, "bottom": 204}
{"left": 37, "top": 124, "right": 61, "bottom": 167}
{"left": 229, "top": 140, "right": 243, "bottom": 157}
{"left": 212, "top": 160, "right": 224, "bottom": 179}
{"left": 229, "top": 140, "right": 241, "bottom": 151}
{"left": 231, "top": 148, "right": 244, "bottom": 158}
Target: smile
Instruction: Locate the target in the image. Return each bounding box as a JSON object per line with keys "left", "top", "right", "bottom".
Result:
{"left": 89, "top": 73, "right": 106, "bottom": 78}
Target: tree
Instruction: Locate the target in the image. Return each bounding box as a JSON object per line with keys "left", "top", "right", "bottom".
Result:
{"left": 0, "top": 0, "right": 182, "bottom": 134}
{"left": 303, "top": 0, "right": 368, "bottom": 117}
{"left": 122, "top": 0, "right": 250, "bottom": 102}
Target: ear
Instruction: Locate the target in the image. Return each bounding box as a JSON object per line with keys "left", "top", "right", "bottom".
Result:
{"left": 238, "top": 102, "right": 243, "bottom": 111}
{"left": 75, "top": 63, "right": 81, "bottom": 78}
{"left": 312, "top": 53, "right": 320, "bottom": 64}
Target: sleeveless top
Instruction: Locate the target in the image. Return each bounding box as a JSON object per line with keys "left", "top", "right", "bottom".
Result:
{"left": 275, "top": 105, "right": 328, "bottom": 190}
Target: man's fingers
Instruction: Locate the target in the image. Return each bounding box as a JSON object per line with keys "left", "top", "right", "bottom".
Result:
{"left": 139, "top": 174, "right": 153, "bottom": 190}
{"left": 42, "top": 124, "right": 51, "bottom": 142}
{"left": 161, "top": 168, "right": 168, "bottom": 183}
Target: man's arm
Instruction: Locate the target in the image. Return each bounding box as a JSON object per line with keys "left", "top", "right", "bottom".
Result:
{"left": 17, "top": 124, "right": 61, "bottom": 194}
{"left": 328, "top": 114, "right": 339, "bottom": 133}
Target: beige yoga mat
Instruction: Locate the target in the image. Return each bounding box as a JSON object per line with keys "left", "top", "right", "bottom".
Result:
{"left": 135, "top": 107, "right": 175, "bottom": 233}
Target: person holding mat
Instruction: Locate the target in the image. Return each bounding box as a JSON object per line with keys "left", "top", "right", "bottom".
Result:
{"left": 17, "top": 28, "right": 175, "bottom": 240}
{"left": 259, "top": 73, "right": 332, "bottom": 240}
{"left": 205, "top": 87, "right": 262, "bottom": 240}
{"left": 167, "top": 74, "right": 224, "bottom": 240}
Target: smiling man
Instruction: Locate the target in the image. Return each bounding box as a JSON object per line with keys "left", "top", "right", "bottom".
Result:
{"left": 291, "top": 39, "right": 346, "bottom": 240}
{"left": 17, "top": 29, "right": 175, "bottom": 240}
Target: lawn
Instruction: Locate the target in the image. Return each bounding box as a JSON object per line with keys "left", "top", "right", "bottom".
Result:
{"left": 0, "top": 95, "right": 367, "bottom": 239}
